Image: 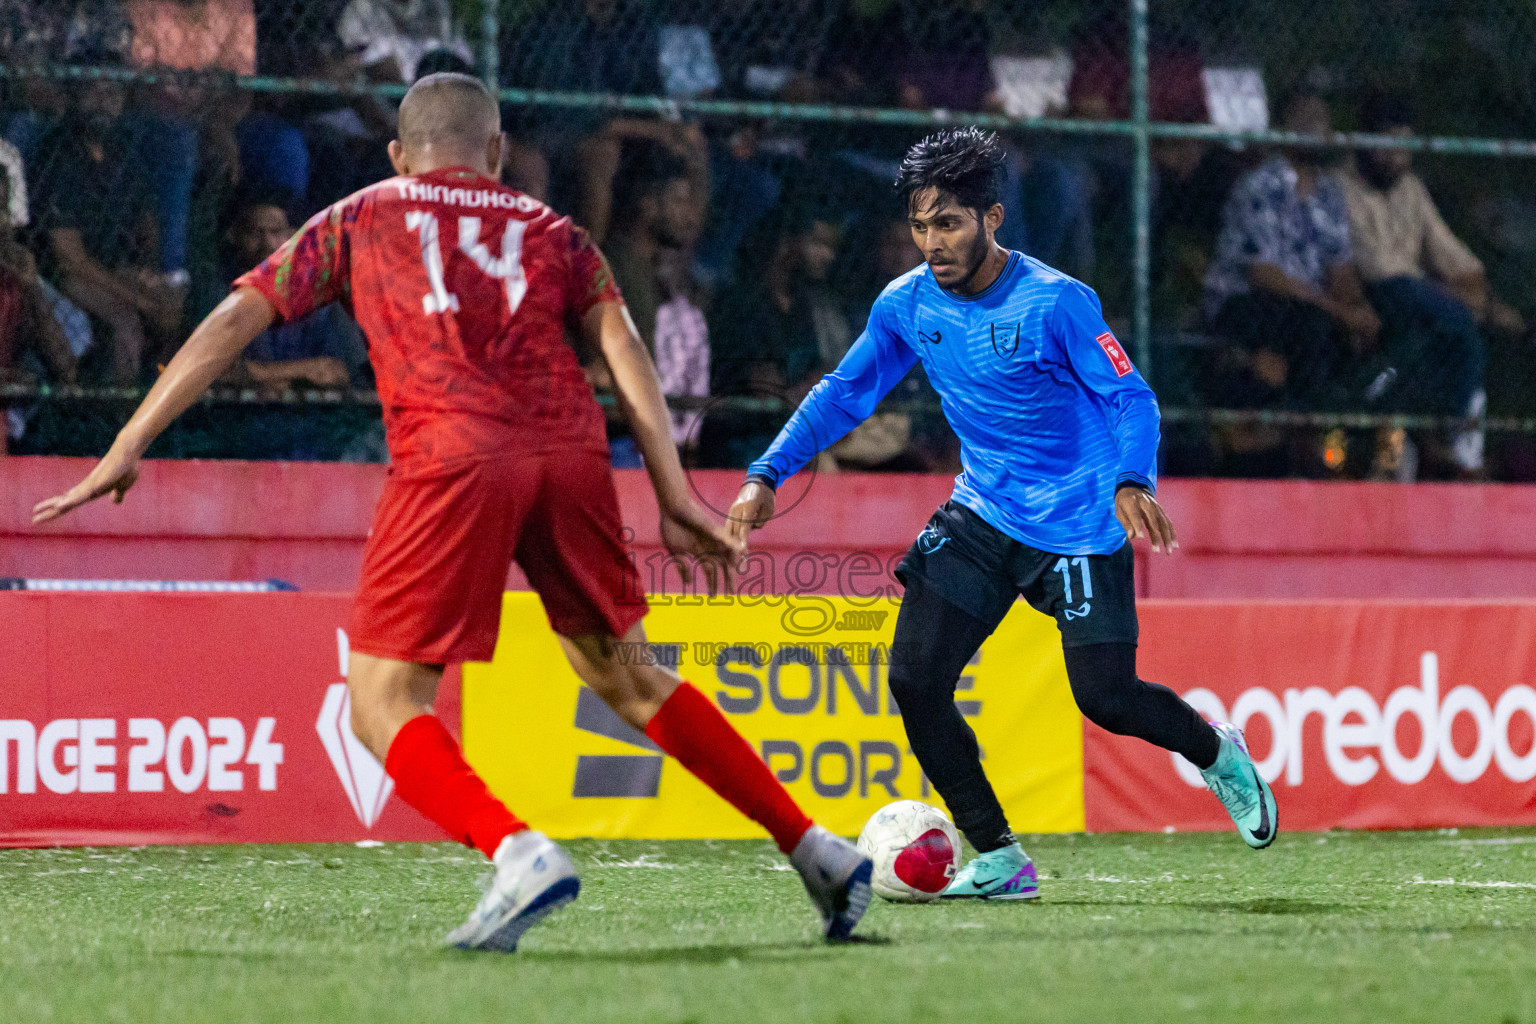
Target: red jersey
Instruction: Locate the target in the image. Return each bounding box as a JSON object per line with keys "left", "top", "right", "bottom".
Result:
{"left": 236, "top": 167, "right": 623, "bottom": 471}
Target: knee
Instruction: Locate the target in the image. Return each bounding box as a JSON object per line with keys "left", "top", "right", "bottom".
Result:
{"left": 1074, "top": 687, "right": 1138, "bottom": 736}
{"left": 886, "top": 669, "right": 921, "bottom": 711}
{"left": 887, "top": 662, "right": 953, "bottom": 713}
{"left": 1064, "top": 643, "right": 1141, "bottom": 734}
{"left": 345, "top": 656, "right": 439, "bottom": 755}
{"left": 346, "top": 677, "right": 392, "bottom": 753}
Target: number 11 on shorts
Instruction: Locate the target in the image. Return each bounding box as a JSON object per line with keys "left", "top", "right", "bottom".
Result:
{"left": 1053, "top": 556, "right": 1094, "bottom": 603}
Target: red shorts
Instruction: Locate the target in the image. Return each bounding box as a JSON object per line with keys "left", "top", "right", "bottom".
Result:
{"left": 348, "top": 449, "right": 647, "bottom": 664}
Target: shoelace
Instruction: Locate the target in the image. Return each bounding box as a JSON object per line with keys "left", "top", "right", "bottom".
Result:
{"left": 1205, "top": 763, "right": 1258, "bottom": 821}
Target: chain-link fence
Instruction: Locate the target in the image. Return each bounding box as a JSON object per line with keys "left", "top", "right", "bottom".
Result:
{"left": 2, "top": 0, "right": 1536, "bottom": 481}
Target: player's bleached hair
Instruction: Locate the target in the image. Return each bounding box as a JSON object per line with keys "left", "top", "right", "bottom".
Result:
{"left": 397, "top": 72, "right": 500, "bottom": 152}
{"left": 894, "top": 126, "right": 1006, "bottom": 218}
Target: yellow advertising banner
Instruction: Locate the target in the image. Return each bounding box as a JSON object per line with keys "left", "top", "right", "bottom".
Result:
{"left": 463, "top": 593, "right": 1084, "bottom": 839}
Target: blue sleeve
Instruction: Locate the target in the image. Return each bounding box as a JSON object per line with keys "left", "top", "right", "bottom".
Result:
{"left": 1049, "top": 283, "right": 1161, "bottom": 492}
{"left": 747, "top": 294, "right": 919, "bottom": 486}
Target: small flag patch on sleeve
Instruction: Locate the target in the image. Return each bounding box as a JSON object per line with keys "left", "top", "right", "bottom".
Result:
{"left": 1096, "top": 331, "right": 1134, "bottom": 377}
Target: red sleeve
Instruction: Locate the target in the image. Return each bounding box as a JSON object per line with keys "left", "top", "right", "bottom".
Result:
{"left": 564, "top": 223, "right": 624, "bottom": 319}
{"left": 234, "top": 200, "right": 353, "bottom": 323}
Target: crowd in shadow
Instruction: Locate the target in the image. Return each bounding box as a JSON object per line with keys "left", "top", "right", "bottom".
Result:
{"left": 0, "top": 0, "right": 1531, "bottom": 481}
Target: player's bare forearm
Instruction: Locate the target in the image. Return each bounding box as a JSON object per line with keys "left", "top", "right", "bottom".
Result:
{"left": 583, "top": 302, "right": 691, "bottom": 514}
{"left": 582, "top": 301, "right": 744, "bottom": 585}
{"left": 117, "top": 287, "right": 276, "bottom": 455}
{"left": 31, "top": 287, "right": 275, "bottom": 525}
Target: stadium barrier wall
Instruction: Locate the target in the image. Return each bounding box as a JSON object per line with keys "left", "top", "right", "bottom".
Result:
{"left": 3, "top": 591, "right": 1534, "bottom": 846}
{"left": 0, "top": 591, "right": 455, "bottom": 846}
{"left": 1087, "top": 602, "right": 1536, "bottom": 833}
{"left": 6, "top": 457, "right": 1536, "bottom": 599}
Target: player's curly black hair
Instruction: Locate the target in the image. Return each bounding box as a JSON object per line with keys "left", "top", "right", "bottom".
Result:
{"left": 893, "top": 127, "right": 1006, "bottom": 219}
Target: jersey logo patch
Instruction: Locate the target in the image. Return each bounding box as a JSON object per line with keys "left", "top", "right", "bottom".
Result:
{"left": 918, "top": 328, "right": 943, "bottom": 345}
{"left": 1096, "top": 332, "right": 1134, "bottom": 377}
{"left": 990, "top": 321, "right": 1021, "bottom": 359}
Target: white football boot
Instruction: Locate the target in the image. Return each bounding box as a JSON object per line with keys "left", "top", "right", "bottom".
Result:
{"left": 446, "top": 830, "right": 580, "bottom": 952}
{"left": 789, "top": 825, "right": 874, "bottom": 940}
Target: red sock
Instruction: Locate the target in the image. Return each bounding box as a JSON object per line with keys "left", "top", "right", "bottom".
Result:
{"left": 645, "top": 682, "right": 814, "bottom": 854}
{"left": 384, "top": 715, "right": 526, "bottom": 859}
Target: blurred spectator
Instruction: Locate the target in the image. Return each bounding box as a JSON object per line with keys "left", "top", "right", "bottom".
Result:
{"left": 338, "top": 0, "right": 471, "bottom": 83}
{"left": 1152, "top": 142, "right": 1251, "bottom": 324}
{"left": 1011, "top": 146, "right": 1094, "bottom": 281}
{"left": 34, "top": 77, "right": 182, "bottom": 385}
{"left": 848, "top": 218, "right": 922, "bottom": 323}
{"left": 0, "top": 139, "right": 75, "bottom": 388}
{"left": 505, "top": 0, "right": 663, "bottom": 96}
{"left": 895, "top": 0, "right": 997, "bottom": 115}
{"left": 653, "top": 248, "right": 710, "bottom": 451}
{"left": 816, "top": 3, "right": 902, "bottom": 108}
{"left": 223, "top": 188, "right": 363, "bottom": 392}
{"left": 502, "top": 133, "right": 550, "bottom": 204}
{"left": 127, "top": 0, "right": 257, "bottom": 286}
{"left": 706, "top": 211, "right": 852, "bottom": 466}
{"left": 694, "top": 124, "right": 788, "bottom": 292}
{"left": 1202, "top": 94, "right": 1379, "bottom": 415}
{"left": 595, "top": 144, "right": 709, "bottom": 464}
{"left": 851, "top": 217, "right": 959, "bottom": 473}
{"left": 129, "top": 0, "right": 256, "bottom": 75}
{"left": 255, "top": 0, "right": 348, "bottom": 77}
{"left": 299, "top": 39, "right": 399, "bottom": 209}
{"left": 1061, "top": 7, "right": 1212, "bottom": 302}
{"left": 712, "top": 209, "right": 923, "bottom": 471}
{"left": 0, "top": 2, "right": 131, "bottom": 167}
{"left": 0, "top": 134, "right": 25, "bottom": 233}
{"left": 237, "top": 96, "right": 311, "bottom": 208}
{"left": 710, "top": 0, "right": 828, "bottom": 102}
{"left": 1338, "top": 93, "right": 1524, "bottom": 479}
{"left": 1067, "top": 8, "right": 1209, "bottom": 124}
{"left": 576, "top": 118, "right": 709, "bottom": 247}
{"left": 0, "top": 131, "right": 86, "bottom": 455}
{"left": 219, "top": 187, "right": 370, "bottom": 459}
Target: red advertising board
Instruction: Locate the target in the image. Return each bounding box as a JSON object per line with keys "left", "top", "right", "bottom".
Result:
{"left": 0, "top": 592, "right": 453, "bottom": 846}
{"left": 6, "top": 593, "right": 1536, "bottom": 845}
{"left": 1087, "top": 602, "right": 1536, "bottom": 832}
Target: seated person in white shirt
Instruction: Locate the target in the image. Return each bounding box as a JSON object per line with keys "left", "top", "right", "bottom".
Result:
{"left": 1337, "top": 92, "right": 1525, "bottom": 478}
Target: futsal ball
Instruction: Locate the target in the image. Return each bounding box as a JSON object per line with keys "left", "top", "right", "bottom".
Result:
{"left": 856, "top": 800, "right": 962, "bottom": 903}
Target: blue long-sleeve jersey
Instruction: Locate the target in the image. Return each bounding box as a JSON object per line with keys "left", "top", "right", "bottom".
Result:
{"left": 748, "top": 251, "right": 1160, "bottom": 555}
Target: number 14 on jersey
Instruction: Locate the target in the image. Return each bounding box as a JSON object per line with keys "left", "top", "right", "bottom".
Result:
{"left": 406, "top": 210, "right": 529, "bottom": 317}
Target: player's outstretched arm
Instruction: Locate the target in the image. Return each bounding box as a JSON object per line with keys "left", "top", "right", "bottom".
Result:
{"left": 727, "top": 317, "right": 918, "bottom": 546}
{"left": 582, "top": 301, "right": 743, "bottom": 590}
{"left": 31, "top": 287, "right": 277, "bottom": 525}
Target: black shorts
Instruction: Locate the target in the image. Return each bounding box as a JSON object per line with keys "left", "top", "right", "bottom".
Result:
{"left": 895, "top": 501, "right": 1138, "bottom": 647}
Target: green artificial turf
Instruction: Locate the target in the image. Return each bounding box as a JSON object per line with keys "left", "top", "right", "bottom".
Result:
{"left": 1, "top": 830, "right": 1534, "bottom": 1024}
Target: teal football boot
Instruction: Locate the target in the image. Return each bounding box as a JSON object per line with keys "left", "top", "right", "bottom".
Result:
{"left": 941, "top": 842, "right": 1039, "bottom": 900}
{"left": 1200, "top": 722, "right": 1279, "bottom": 850}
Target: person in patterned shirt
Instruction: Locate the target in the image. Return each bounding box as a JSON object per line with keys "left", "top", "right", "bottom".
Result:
{"left": 1202, "top": 93, "right": 1381, "bottom": 413}
{"left": 32, "top": 72, "right": 871, "bottom": 951}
